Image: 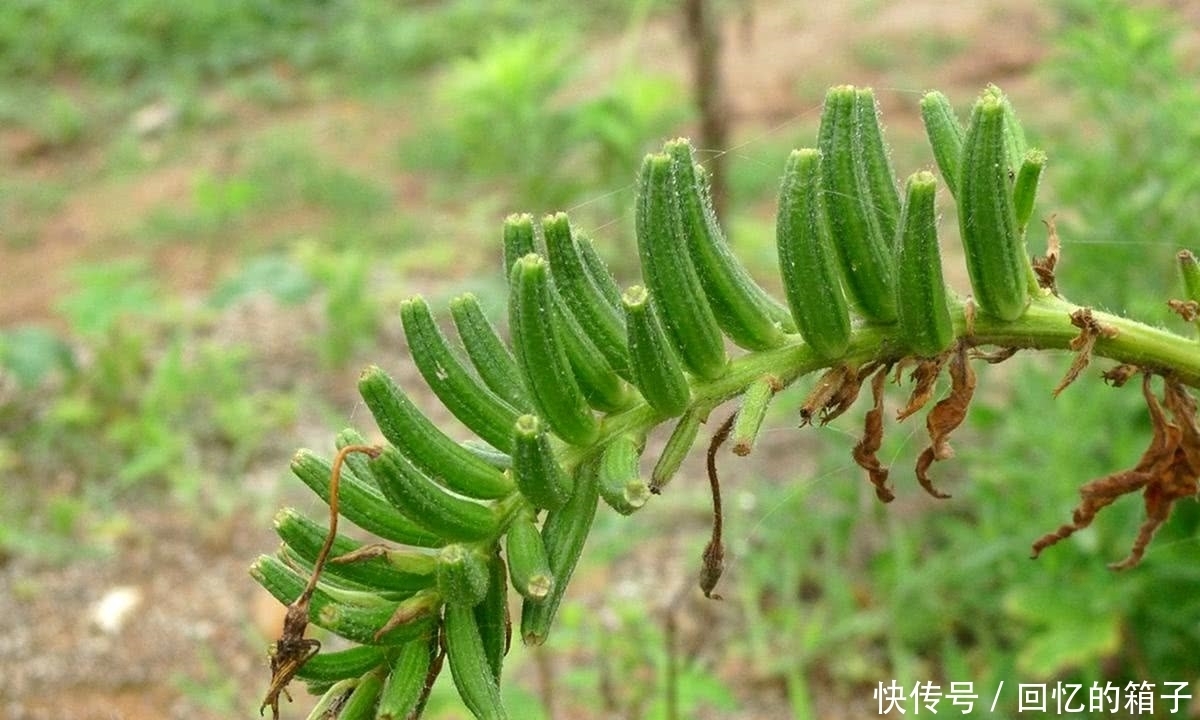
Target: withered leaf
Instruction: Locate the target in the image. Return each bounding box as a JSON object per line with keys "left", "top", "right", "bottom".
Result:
{"left": 896, "top": 355, "right": 948, "bottom": 422}
{"left": 914, "top": 343, "right": 975, "bottom": 499}
{"left": 853, "top": 365, "right": 893, "bottom": 503}
{"left": 1033, "top": 215, "right": 1061, "bottom": 294}
{"left": 1053, "top": 308, "right": 1118, "bottom": 397}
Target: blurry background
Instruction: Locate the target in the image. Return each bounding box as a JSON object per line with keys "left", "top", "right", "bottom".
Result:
{"left": 2, "top": 1, "right": 1200, "bottom": 718}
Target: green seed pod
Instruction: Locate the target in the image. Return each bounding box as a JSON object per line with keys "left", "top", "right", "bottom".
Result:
{"left": 334, "top": 427, "right": 380, "bottom": 488}
{"left": 509, "top": 253, "right": 599, "bottom": 446}
{"left": 377, "top": 634, "right": 439, "bottom": 720}
{"left": 445, "top": 603, "right": 510, "bottom": 720}
{"left": 436, "top": 543, "right": 491, "bottom": 607}
{"left": 306, "top": 679, "right": 357, "bottom": 718}
{"left": 1178, "top": 250, "right": 1200, "bottom": 302}
{"left": 472, "top": 550, "right": 509, "bottom": 682}
{"left": 520, "top": 460, "right": 600, "bottom": 646}
{"left": 274, "top": 507, "right": 435, "bottom": 592}
{"left": 597, "top": 434, "right": 651, "bottom": 515}
{"left": 553, "top": 301, "right": 634, "bottom": 413}
{"left": 336, "top": 666, "right": 387, "bottom": 720}
{"left": 622, "top": 285, "right": 692, "bottom": 416}
{"left": 290, "top": 449, "right": 443, "bottom": 548}
{"left": 511, "top": 414, "right": 574, "bottom": 511}
{"left": 359, "top": 366, "right": 514, "bottom": 499}
{"left": 294, "top": 645, "right": 388, "bottom": 685}
{"left": 635, "top": 152, "right": 728, "bottom": 380}
{"left": 895, "top": 170, "right": 955, "bottom": 357}
{"left": 664, "top": 138, "right": 788, "bottom": 350}
{"left": 543, "top": 212, "right": 632, "bottom": 377}
{"left": 250, "top": 555, "right": 439, "bottom": 646}
{"left": 450, "top": 293, "right": 533, "bottom": 413}
{"left": 649, "top": 408, "right": 703, "bottom": 492}
{"left": 818, "top": 85, "right": 899, "bottom": 322}
{"left": 505, "top": 509, "right": 555, "bottom": 600}
{"left": 575, "top": 229, "right": 624, "bottom": 312}
{"left": 988, "top": 84, "right": 1029, "bottom": 171}
{"left": 369, "top": 446, "right": 503, "bottom": 543}
{"left": 502, "top": 213, "right": 539, "bottom": 281}
{"left": 958, "top": 90, "right": 1032, "bottom": 321}
{"left": 776, "top": 148, "right": 852, "bottom": 359}
{"left": 460, "top": 439, "right": 512, "bottom": 470}
{"left": 919, "top": 90, "right": 965, "bottom": 198}
{"left": 731, "top": 376, "right": 778, "bottom": 456}
{"left": 401, "top": 295, "right": 522, "bottom": 454}
{"left": 1012, "top": 149, "right": 1046, "bottom": 235}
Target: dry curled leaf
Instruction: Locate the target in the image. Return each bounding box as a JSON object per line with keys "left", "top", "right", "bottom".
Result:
{"left": 1168, "top": 299, "right": 1200, "bottom": 323}
{"left": 1032, "top": 374, "right": 1200, "bottom": 569}
{"left": 1053, "top": 308, "right": 1118, "bottom": 397}
{"left": 800, "top": 365, "right": 854, "bottom": 426}
{"left": 1032, "top": 215, "right": 1061, "bottom": 294}
{"left": 1102, "top": 363, "right": 1140, "bottom": 388}
{"left": 971, "top": 346, "right": 1020, "bottom": 365}
{"left": 914, "top": 343, "right": 975, "bottom": 499}
{"left": 853, "top": 365, "right": 893, "bottom": 503}
{"left": 896, "top": 355, "right": 948, "bottom": 421}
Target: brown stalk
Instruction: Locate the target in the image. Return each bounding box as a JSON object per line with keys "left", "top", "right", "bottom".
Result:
{"left": 261, "top": 444, "right": 381, "bottom": 719}
{"left": 700, "top": 411, "right": 737, "bottom": 599}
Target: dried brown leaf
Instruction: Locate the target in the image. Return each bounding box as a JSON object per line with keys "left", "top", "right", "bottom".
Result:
{"left": 914, "top": 344, "right": 975, "bottom": 499}
{"left": 1032, "top": 215, "right": 1061, "bottom": 294}
{"left": 896, "top": 356, "right": 947, "bottom": 421}
{"left": 853, "top": 366, "right": 893, "bottom": 503}
{"left": 1102, "top": 364, "right": 1140, "bottom": 387}
{"left": 800, "top": 365, "right": 853, "bottom": 426}
{"left": 1168, "top": 299, "right": 1200, "bottom": 323}
{"left": 1053, "top": 308, "right": 1118, "bottom": 397}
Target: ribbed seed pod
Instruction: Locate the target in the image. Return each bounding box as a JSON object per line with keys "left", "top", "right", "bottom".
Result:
{"left": 958, "top": 90, "right": 1032, "bottom": 321}
{"left": 502, "top": 213, "right": 539, "bottom": 280}
{"left": 251, "top": 555, "right": 439, "bottom": 646}
{"left": 368, "top": 446, "right": 503, "bottom": 543}
{"left": 473, "top": 550, "right": 509, "bottom": 682}
{"left": 622, "top": 285, "right": 692, "bottom": 416}
{"left": 506, "top": 509, "right": 554, "bottom": 600}
{"left": 1178, "top": 250, "right": 1200, "bottom": 302}
{"left": 575, "top": 229, "right": 624, "bottom": 312}
{"left": 649, "top": 408, "right": 702, "bottom": 492}
{"left": 894, "top": 171, "right": 955, "bottom": 357}
{"left": 294, "top": 645, "right": 387, "bottom": 685}
{"left": 336, "top": 666, "right": 387, "bottom": 720}
{"left": 445, "top": 603, "right": 509, "bottom": 720}
{"left": 990, "top": 84, "right": 1029, "bottom": 171}
{"left": 450, "top": 293, "right": 533, "bottom": 412}
{"left": 402, "top": 295, "right": 521, "bottom": 454}
{"left": 818, "top": 85, "right": 899, "bottom": 322}
{"left": 290, "top": 449, "right": 443, "bottom": 548}
{"left": 597, "top": 434, "right": 651, "bottom": 515}
{"left": 543, "top": 212, "right": 631, "bottom": 377}
{"left": 274, "top": 507, "right": 435, "bottom": 592}
{"left": 635, "top": 152, "right": 729, "bottom": 380}
{"left": 1012, "top": 149, "right": 1046, "bottom": 235}
{"left": 731, "top": 376, "right": 777, "bottom": 456}
{"left": 854, "top": 88, "right": 903, "bottom": 231}
{"left": 664, "top": 138, "right": 788, "bottom": 350}
{"left": 776, "top": 148, "right": 852, "bottom": 359}
{"left": 552, "top": 298, "right": 633, "bottom": 413}
{"left": 919, "top": 90, "right": 965, "bottom": 198}
{"left": 511, "top": 414, "right": 574, "bottom": 511}
{"left": 436, "top": 543, "right": 491, "bottom": 607}
{"left": 359, "top": 366, "right": 514, "bottom": 499}
{"left": 520, "top": 461, "right": 600, "bottom": 646}
{"left": 377, "top": 634, "right": 439, "bottom": 720}
{"left": 508, "top": 253, "right": 599, "bottom": 446}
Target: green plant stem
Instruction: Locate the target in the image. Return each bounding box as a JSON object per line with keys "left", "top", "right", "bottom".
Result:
{"left": 563, "top": 293, "right": 1199, "bottom": 471}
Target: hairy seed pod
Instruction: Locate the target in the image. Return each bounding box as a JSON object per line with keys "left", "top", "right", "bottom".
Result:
{"left": 502, "top": 213, "right": 538, "bottom": 280}
{"left": 402, "top": 295, "right": 521, "bottom": 453}
{"left": 919, "top": 90, "right": 965, "bottom": 198}
{"left": 506, "top": 509, "right": 555, "bottom": 600}
{"left": 597, "top": 434, "right": 651, "bottom": 515}
{"left": 1179, "top": 250, "right": 1200, "bottom": 303}
{"left": 520, "top": 461, "right": 600, "bottom": 646}
{"left": 1012, "top": 149, "right": 1046, "bottom": 235}
{"left": 635, "top": 152, "right": 729, "bottom": 379}
{"left": 251, "top": 555, "right": 439, "bottom": 646}
{"left": 511, "top": 414, "right": 574, "bottom": 511}
{"left": 543, "top": 212, "right": 632, "bottom": 377}
{"left": 445, "top": 603, "right": 510, "bottom": 720}
{"left": 376, "top": 634, "right": 439, "bottom": 720}
{"left": 369, "top": 446, "right": 503, "bottom": 543}
{"left": 552, "top": 298, "right": 634, "bottom": 413}
{"left": 665, "top": 138, "right": 789, "bottom": 349}
{"left": 337, "top": 666, "right": 387, "bottom": 720}
{"left": 776, "top": 148, "right": 852, "bottom": 359}
{"left": 650, "top": 408, "right": 703, "bottom": 492}
{"left": 622, "top": 285, "right": 692, "bottom": 416}
{"left": 818, "top": 85, "right": 899, "bottom": 322}
{"left": 293, "top": 645, "right": 386, "bottom": 685}
{"left": 274, "top": 507, "right": 435, "bottom": 592}
{"left": 895, "top": 171, "right": 955, "bottom": 357}
{"left": 731, "top": 376, "right": 778, "bottom": 456}
{"left": 575, "top": 228, "right": 624, "bottom": 311}
{"left": 290, "top": 449, "right": 443, "bottom": 548}
{"left": 958, "top": 90, "right": 1032, "bottom": 321}
{"left": 436, "top": 543, "right": 491, "bottom": 607}
{"left": 359, "top": 366, "right": 514, "bottom": 499}
{"left": 450, "top": 293, "right": 533, "bottom": 413}
{"left": 473, "top": 550, "right": 509, "bottom": 682}
{"left": 509, "top": 254, "right": 599, "bottom": 445}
